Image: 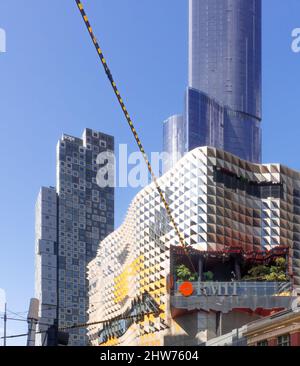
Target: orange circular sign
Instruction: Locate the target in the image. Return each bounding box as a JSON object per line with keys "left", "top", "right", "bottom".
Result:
{"left": 179, "top": 281, "right": 194, "bottom": 297}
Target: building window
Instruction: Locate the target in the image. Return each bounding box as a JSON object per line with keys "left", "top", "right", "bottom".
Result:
{"left": 277, "top": 334, "right": 290, "bottom": 346}
{"left": 257, "top": 340, "right": 268, "bottom": 346}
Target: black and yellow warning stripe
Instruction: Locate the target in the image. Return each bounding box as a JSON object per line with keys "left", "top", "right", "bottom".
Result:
{"left": 59, "top": 310, "right": 159, "bottom": 331}
{"left": 74, "top": 0, "right": 196, "bottom": 272}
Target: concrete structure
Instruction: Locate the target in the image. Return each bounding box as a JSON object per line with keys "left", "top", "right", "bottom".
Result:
{"left": 35, "top": 128, "right": 114, "bottom": 346}
{"left": 35, "top": 187, "right": 58, "bottom": 346}
{"left": 26, "top": 298, "right": 40, "bottom": 347}
{"left": 205, "top": 325, "right": 248, "bottom": 346}
{"left": 87, "top": 147, "right": 300, "bottom": 346}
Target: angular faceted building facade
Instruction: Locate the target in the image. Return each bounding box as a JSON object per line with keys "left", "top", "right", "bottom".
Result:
{"left": 88, "top": 147, "right": 300, "bottom": 346}
{"left": 186, "top": 0, "right": 262, "bottom": 163}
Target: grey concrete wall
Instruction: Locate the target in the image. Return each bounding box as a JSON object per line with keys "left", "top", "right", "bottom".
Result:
{"left": 222, "top": 311, "right": 260, "bottom": 335}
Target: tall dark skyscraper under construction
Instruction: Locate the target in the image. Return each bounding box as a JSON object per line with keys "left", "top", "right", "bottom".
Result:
{"left": 164, "top": 0, "right": 262, "bottom": 170}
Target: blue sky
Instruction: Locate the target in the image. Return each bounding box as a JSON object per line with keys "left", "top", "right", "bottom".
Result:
{"left": 0, "top": 0, "right": 299, "bottom": 345}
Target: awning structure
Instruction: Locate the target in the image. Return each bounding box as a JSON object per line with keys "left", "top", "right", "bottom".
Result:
{"left": 171, "top": 245, "right": 290, "bottom": 263}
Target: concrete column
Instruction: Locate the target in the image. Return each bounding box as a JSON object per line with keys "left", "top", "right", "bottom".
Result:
{"left": 196, "top": 312, "right": 217, "bottom": 344}
{"left": 216, "top": 311, "right": 222, "bottom": 337}
{"left": 198, "top": 257, "right": 204, "bottom": 281}
{"left": 234, "top": 258, "right": 242, "bottom": 280}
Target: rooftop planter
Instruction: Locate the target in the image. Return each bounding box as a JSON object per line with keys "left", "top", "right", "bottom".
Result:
{"left": 242, "top": 258, "right": 289, "bottom": 282}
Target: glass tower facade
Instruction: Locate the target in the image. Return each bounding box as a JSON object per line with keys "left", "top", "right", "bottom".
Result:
{"left": 186, "top": 88, "right": 262, "bottom": 163}
{"left": 163, "top": 115, "right": 185, "bottom": 172}
{"left": 186, "top": 0, "right": 262, "bottom": 163}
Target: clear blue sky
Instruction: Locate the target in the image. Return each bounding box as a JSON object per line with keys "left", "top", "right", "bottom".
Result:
{"left": 0, "top": 0, "right": 299, "bottom": 345}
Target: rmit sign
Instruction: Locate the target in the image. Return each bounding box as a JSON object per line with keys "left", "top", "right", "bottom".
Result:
{"left": 0, "top": 28, "right": 6, "bottom": 53}
{"left": 178, "top": 281, "right": 292, "bottom": 298}
{"left": 179, "top": 282, "right": 237, "bottom": 297}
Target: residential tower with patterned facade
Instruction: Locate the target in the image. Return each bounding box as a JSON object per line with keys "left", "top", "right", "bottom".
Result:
{"left": 35, "top": 128, "right": 114, "bottom": 346}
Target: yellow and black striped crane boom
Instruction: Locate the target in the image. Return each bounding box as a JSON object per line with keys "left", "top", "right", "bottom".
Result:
{"left": 74, "top": 0, "right": 196, "bottom": 272}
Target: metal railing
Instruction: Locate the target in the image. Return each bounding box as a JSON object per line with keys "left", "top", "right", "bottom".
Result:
{"left": 174, "top": 281, "right": 293, "bottom": 297}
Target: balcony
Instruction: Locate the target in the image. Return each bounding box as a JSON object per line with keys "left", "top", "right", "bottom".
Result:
{"left": 171, "top": 281, "right": 295, "bottom": 314}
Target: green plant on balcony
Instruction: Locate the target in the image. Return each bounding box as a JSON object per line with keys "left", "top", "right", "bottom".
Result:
{"left": 175, "top": 264, "right": 198, "bottom": 282}
{"left": 203, "top": 271, "right": 214, "bottom": 282}
{"left": 242, "top": 257, "right": 289, "bottom": 282}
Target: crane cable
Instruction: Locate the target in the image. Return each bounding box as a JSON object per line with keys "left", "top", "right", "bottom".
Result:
{"left": 59, "top": 310, "right": 160, "bottom": 331}
{"left": 0, "top": 311, "right": 162, "bottom": 340}
{"left": 74, "top": 0, "right": 196, "bottom": 273}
